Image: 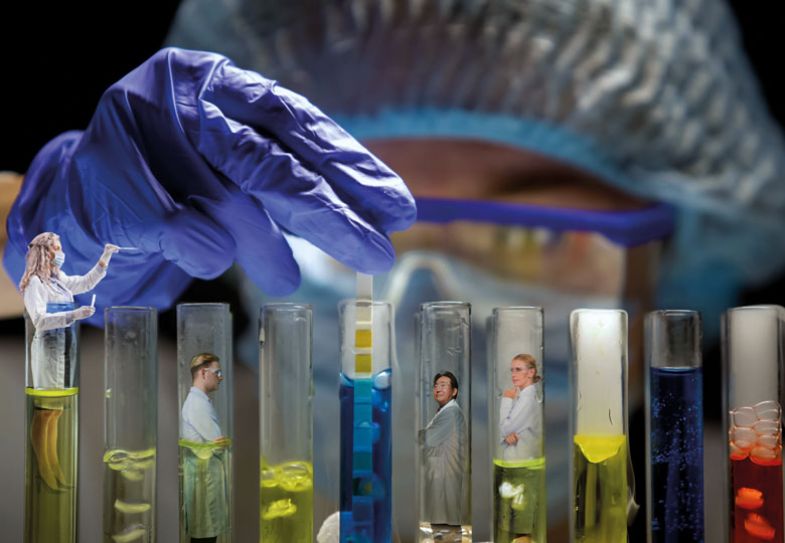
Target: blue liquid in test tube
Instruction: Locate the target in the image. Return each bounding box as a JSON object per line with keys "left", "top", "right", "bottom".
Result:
{"left": 650, "top": 367, "right": 704, "bottom": 541}
{"left": 339, "top": 370, "right": 392, "bottom": 542}
{"left": 646, "top": 310, "right": 704, "bottom": 543}
{"left": 339, "top": 292, "right": 393, "bottom": 543}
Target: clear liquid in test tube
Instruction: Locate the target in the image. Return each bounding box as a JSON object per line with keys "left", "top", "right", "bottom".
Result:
{"left": 103, "top": 307, "right": 158, "bottom": 543}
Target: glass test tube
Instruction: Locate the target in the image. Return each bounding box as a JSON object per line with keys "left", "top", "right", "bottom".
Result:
{"left": 645, "top": 310, "right": 704, "bottom": 542}
{"left": 24, "top": 302, "right": 80, "bottom": 543}
{"left": 259, "top": 303, "right": 313, "bottom": 542}
{"left": 416, "top": 301, "right": 472, "bottom": 542}
{"left": 176, "top": 303, "right": 233, "bottom": 543}
{"left": 724, "top": 306, "right": 784, "bottom": 543}
{"left": 489, "top": 307, "right": 546, "bottom": 543}
{"left": 339, "top": 300, "right": 394, "bottom": 542}
{"left": 569, "top": 309, "right": 628, "bottom": 542}
{"left": 103, "top": 307, "right": 158, "bottom": 543}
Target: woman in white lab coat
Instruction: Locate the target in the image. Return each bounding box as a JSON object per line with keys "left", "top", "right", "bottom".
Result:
{"left": 20, "top": 231, "right": 117, "bottom": 490}
{"left": 21, "top": 232, "right": 117, "bottom": 389}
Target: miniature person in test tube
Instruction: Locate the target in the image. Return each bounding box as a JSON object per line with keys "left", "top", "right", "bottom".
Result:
{"left": 498, "top": 354, "right": 543, "bottom": 543}
{"left": 420, "top": 371, "right": 468, "bottom": 535}
{"left": 181, "top": 353, "right": 230, "bottom": 543}
{"left": 20, "top": 232, "right": 117, "bottom": 489}
{"left": 500, "top": 354, "right": 543, "bottom": 460}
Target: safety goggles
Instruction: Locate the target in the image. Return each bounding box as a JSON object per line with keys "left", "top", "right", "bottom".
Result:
{"left": 204, "top": 367, "right": 223, "bottom": 379}
{"left": 385, "top": 196, "right": 675, "bottom": 401}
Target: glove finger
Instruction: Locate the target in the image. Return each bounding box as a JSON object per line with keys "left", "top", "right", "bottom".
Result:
{"left": 131, "top": 206, "right": 237, "bottom": 280}
{"left": 206, "top": 63, "right": 417, "bottom": 233}
{"left": 189, "top": 194, "right": 301, "bottom": 296}
{"left": 192, "top": 115, "right": 397, "bottom": 274}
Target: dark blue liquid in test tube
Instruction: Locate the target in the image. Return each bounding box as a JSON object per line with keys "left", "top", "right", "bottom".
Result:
{"left": 649, "top": 366, "right": 704, "bottom": 542}
{"left": 645, "top": 310, "right": 704, "bottom": 543}
{"left": 339, "top": 370, "right": 392, "bottom": 543}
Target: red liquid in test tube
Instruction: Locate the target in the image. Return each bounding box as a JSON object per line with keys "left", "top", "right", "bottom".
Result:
{"left": 730, "top": 401, "right": 783, "bottom": 543}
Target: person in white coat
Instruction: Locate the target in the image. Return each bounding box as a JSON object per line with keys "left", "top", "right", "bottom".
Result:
{"left": 420, "top": 371, "right": 469, "bottom": 540}
{"left": 20, "top": 231, "right": 117, "bottom": 490}
{"left": 497, "top": 354, "right": 544, "bottom": 543}
{"left": 21, "top": 232, "right": 117, "bottom": 389}
{"left": 180, "top": 353, "right": 230, "bottom": 543}
{"left": 499, "top": 354, "right": 543, "bottom": 462}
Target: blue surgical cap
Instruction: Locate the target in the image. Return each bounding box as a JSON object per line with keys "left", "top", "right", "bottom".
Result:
{"left": 167, "top": 0, "right": 785, "bottom": 327}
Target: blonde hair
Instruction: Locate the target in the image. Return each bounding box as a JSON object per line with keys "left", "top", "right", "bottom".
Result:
{"left": 190, "top": 353, "right": 220, "bottom": 380}
{"left": 19, "top": 232, "right": 59, "bottom": 292}
{"left": 512, "top": 353, "right": 542, "bottom": 383}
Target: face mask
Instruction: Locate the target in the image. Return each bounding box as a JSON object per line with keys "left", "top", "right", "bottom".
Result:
{"left": 53, "top": 251, "right": 65, "bottom": 268}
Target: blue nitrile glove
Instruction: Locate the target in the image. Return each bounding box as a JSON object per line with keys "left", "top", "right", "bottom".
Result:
{"left": 4, "top": 48, "right": 416, "bottom": 320}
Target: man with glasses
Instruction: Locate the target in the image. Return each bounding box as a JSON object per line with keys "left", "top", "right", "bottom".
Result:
{"left": 181, "top": 353, "right": 230, "bottom": 543}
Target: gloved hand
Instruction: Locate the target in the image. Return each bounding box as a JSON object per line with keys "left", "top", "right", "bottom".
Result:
{"left": 99, "top": 243, "right": 120, "bottom": 268}
{"left": 70, "top": 306, "right": 95, "bottom": 321}
{"left": 4, "top": 48, "right": 416, "bottom": 319}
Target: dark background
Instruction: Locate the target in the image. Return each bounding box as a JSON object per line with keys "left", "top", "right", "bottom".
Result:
{"left": 1, "top": 1, "right": 783, "bottom": 540}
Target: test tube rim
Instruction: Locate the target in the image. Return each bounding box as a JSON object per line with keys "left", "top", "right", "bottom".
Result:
{"left": 338, "top": 299, "right": 391, "bottom": 309}
{"left": 570, "top": 307, "right": 628, "bottom": 318}
{"left": 492, "top": 305, "right": 543, "bottom": 315}
{"left": 419, "top": 300, "right": 471, "bottom": 312}
{"left": 260, "top": 302, "right": 313, "bottom": 312}
{"left": 177, "top": 302, "right": 231, "bottom": 310}
{"left": 725, "top": 304, "right": 785, "bottom": 316}
{"left": 104, "top": 305, "right": 157, "bottom": 313}
{"left": 645, "top": 309, "right": 702, "bottom": 370}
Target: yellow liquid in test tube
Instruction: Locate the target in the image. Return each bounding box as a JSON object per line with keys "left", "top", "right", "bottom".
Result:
{"left": 572, "top": 435, "right": 627, "bottom": 543}
{"left": 260, "top": 460, "right": 314, "bottom": 542}
{"left": 179, "top": 440, "right": 231, "bottom": 542}
{"left": 25, "top": 388, "right": 79, "bottom": 543}
{"left": 103, "top": 447, "right": 156, "bottom": 543}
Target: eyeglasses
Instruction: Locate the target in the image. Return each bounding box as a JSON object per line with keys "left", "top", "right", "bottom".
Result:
{"left": 433, "top": 383, "right": 452, "bottom": 390}
{"left": 204, "top": 367, "right": 223, "bottom": 378}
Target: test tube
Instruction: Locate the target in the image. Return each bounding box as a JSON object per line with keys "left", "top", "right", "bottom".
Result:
{"left": 339, "top": 299, "right": 394, "bottom": 542}
{"left": 723, "top": 305, "right": 784, "bottom": 543}
{"left": 24, "top": 302, "right": 80, "bottom": 542}
{"left": 259, "top": 303, "right": 313, "bottom": 542}
{"left": 645, "top": 310, "right": 704, "bottom": 542}
{"left": 103, "top": 307, "right": 158, "bottom": 543}
{"left": 489, "top": 307, "right": 546, "bottom": 543}
{"left": 416, "top": 301, "right": 472, "bottom": 542}
{"left": 569, "top": 309, "right": 629, "bottom": 542}
{"left": 176, "top": 303, "right": 233, "bottom": 543}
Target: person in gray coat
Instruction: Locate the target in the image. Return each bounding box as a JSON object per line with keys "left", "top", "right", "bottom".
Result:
{"left": 420, "top": 371, "right": 469, "bottom": 540}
